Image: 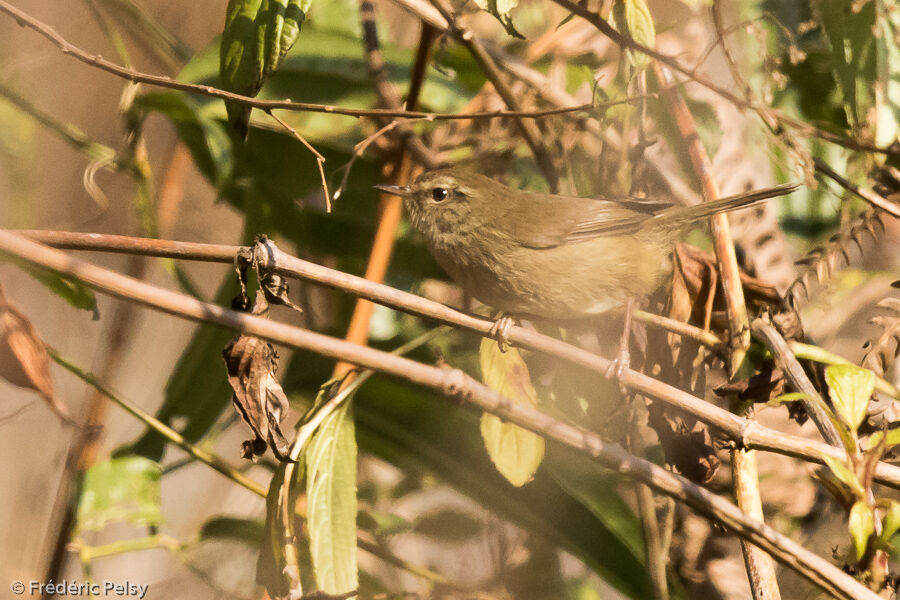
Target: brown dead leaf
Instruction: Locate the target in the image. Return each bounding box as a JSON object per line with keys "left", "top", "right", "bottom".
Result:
{"left": 0, "top": 283, "right": 70, "bottom": 422}
{"left": 223, "top": 334, "right": 294, "bottom": 462}
{"left": 647, "top": 401, "right": 720, "bottom": 484}
{"left": 714, "top": 366, "right": 786, "bottom": 406}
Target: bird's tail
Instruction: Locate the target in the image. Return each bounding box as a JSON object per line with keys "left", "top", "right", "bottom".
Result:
{"left": 652, "top": 183, "right": 800, "bottom": 227}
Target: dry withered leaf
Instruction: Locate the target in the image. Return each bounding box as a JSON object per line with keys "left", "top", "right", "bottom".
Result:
{"left": 647, "top": 401, "right": 720, "bottom": 484}
{"left": 714, "top": 365, "right": 786, "bottom": 406}
{"left": 223, "top": 334, "right": 294, "bottom": 462}
{"left": 0, "top": 283, "right": 70, "bottom": 422}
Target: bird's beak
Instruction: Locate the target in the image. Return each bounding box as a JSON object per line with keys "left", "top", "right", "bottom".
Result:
{"left": 374, "top": 184, "right": 409, "bottom": 196}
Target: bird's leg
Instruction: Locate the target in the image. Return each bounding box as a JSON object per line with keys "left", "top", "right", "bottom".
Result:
{"left": 489, "top": 313, "right": 517, "bottom": 352}
{"left": 606, "top": 296, "right": 635, "bottom": 381}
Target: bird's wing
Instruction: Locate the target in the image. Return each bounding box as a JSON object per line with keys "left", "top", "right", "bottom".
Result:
{"left": 510, "top": 194, "right": 669, "bottom": 249}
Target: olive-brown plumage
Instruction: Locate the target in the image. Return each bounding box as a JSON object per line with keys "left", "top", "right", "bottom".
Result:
{"left": 378, "top": 169, "right": 797, "bottom": 321}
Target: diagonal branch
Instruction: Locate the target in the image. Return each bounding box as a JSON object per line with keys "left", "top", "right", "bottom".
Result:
{"left": 13, "top": 228, "right": 900, "bottom": 491}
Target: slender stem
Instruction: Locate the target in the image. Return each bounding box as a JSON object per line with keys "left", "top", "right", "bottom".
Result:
{"left": 814, "top": 158, "right": 900, "bottom": 219}
{"left": 12, "top": 229, "right": 900, "bottom": 489}
{"left": 0, "top": 0, "right": 611, "bottom": 123}
{"left": 0, "top": 80, "right": 120, "bottom": 167}
{"left": 750, "top": 319, "right": 842, "bottom": 446}
{"left": 653, "top": 59, "right": 778, "bottom": 599}
{"left": 790, "top": 341, "right": 900, "bottom": 399}
{"left": 654, "top": 63, "right": 751, "bottom": 377}
{"left": 333, "top": 9, "right": 434, "bottom": 380}
{"left": 732, "top": 448, "right": 782, "bottom": 600}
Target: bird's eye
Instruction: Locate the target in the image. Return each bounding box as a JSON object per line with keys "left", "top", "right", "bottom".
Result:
{"left": 431, "top": 187, "right": 449, "bottom": 202}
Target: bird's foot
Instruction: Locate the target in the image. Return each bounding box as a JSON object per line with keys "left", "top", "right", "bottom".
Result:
{"left": 605, "top": 347, "right": 631, "bottom": 381}
{"left": 489, "top": 315, "right": 516, "bottom": 352}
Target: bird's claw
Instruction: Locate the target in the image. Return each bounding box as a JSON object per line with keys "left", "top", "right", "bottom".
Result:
{"left": 489, "top": 315, "right": 516, "bottom": 352}
{"left": 605, "top": 347, "right": 631, "bottom": 393}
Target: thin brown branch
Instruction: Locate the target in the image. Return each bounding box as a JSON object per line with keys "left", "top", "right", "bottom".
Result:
{"left": 0, "top": 0, "right": 601, "bottom": 123}
{"left": 733, "top": 446, "right": 782, "bottom": 600}
{"left": 0, "top": 231, "right": 881, "bottom": 600}
{"left": 426, "top": 0, "right": 560, "bottom": 191}
{"left": 814, "top": 158, "right": 900, "bottom": 219}
{"left": 15, "top": 231, "right": 900, "bottom": 489}
{"left": 654, "top": 64, "right": 751, "bottom": 377}
{"left": 266, "top": 110, "right": 331, "bottom": 211}
{"left": 750, "top": 318, "right": 841, "bottom": 446}
{"left": 655, "top": 59, "right": 779, "bottom": 599}
{"left": 11, "top": 230, "right": 900, "bottom": 493}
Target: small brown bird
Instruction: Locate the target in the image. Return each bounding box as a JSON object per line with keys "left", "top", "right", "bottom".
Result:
{"left": 377, "top": 168, "right": 798, "bottom": 324}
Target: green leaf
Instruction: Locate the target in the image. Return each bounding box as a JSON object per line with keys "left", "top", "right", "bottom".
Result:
{"left": 21, "top": 264, "right": 98, "bottom": 315}
{"left": 547, "top": 446, "right": 645, "bottom": 561}
{"left": 822, "top": 453, "right": 865, "bottom": 498}
{"left": 611, "top": 0, "right": 656, "bottom": 69}
{"left": 412, "top": 507, "right": 484, "bottom": 542}
{"left": 816, "top": 0, "right": 877, "bottom": 129}
{"left": 479, "top": 338, "right": 545, "bottom": 487}
{"left": 132, "top": 93, "right": 233, "bottom": 187}
{"left": 306, "top": 397, "right": 358, "bottom": 593}
{"left": 849, "top": 500, "right": 874, "bottom": 560}
{"left": 882, "top": 500, "right": 900, "bottom": 542}
{"left": 76, "top": 457, "right": 162, "bottom": 533}
{"left": 264, "top": 0, "right": 312, "bottom": 79}
{"left": 200, "top": 516, "right": 265, "bottom": 544}
{"left": 473, "top": 0, "right": 525, "bottom": 39}
{"left": 219, "top": 0, "right": 311, "bottom": 134}
{"left": 766, "top": 391, "right": 812, "bottom": 407}
{"left": 826, "top": 363, "right": 876, "bottom": 434}
{"left": 874, "top": 5, "right": 900, "bottom": 145}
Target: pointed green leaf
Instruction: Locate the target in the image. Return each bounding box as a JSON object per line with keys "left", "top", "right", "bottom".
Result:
{"left": 849, "top": 500, "right": 874, "bottom": 560}
{"left": 306, "top": 398, "right": 358, "bottom": 593}
{"left": 479, "top": 338, "right": 545, "bottom": 487}
{"left": 20, "top": 264, "right": 98, "bottom": 315}
{"left": 76, "top": 457, "right": 162, "bottom": 533}
{"left": 817, "top": 0, "right": 877, "bottom": 129}
{"left": 822, "top": 453, "right": 865, "bottom": 498}
{"left": 882, "top": 500, "right": 900, "bottom": 542}
{"left": 264, "top": 0, "right": 312, "bottom": 78}
{"left": 473, "top": 0, "right": 525, "bottom": 39}
{"left": 219, "top": 0, "right": 311, "bottom": 134}
{"left": 612, "top": 0, "right": 656, "bottom": 69}
{"left": 766, "top": 391, "right": 812, "bottom": 407}
{"left": 826, "top": 363, "right": 876, "bottom": 434}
